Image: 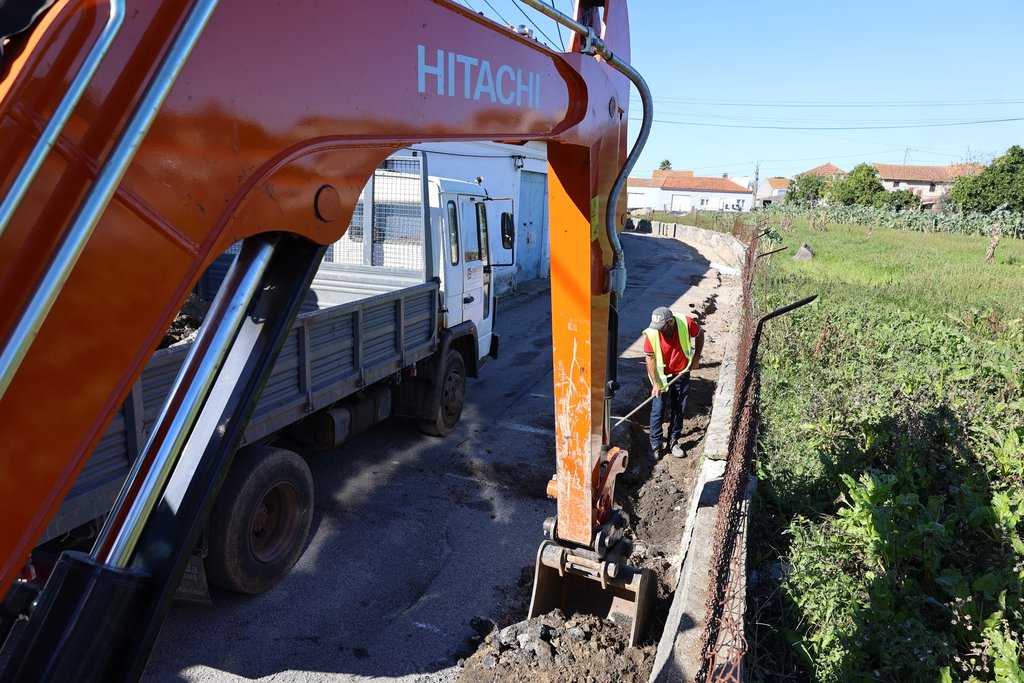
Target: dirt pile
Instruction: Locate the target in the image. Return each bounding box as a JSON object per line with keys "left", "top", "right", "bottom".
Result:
{"left": 160, "top": 293, "right": 210, "bottom": 349}
{"left": 458, "top": 610, "right": 655, "bottom": 683}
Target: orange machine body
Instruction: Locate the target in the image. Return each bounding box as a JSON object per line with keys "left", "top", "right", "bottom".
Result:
{"left": 0, "top": 0, "right": 630, "bottom": 593}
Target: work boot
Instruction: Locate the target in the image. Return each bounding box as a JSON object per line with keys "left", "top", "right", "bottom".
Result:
{"left": 647, "top": 443, "right": 661, "bottom": 462}
{"left": 671, "top": 441, "right": 686, "bottom": 458}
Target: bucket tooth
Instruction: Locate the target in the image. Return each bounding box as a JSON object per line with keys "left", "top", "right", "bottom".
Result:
{"left": 528, "top": 540, "right": 655, "bottom": 647}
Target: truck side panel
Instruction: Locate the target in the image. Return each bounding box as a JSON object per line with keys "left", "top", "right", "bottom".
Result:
{"left": 39, "top": 282, "right": 438, "bottom": 544}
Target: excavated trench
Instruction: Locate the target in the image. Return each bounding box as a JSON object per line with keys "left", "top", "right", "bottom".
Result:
{"left": 456, "top": 287, "right": 732, "bottom": 683}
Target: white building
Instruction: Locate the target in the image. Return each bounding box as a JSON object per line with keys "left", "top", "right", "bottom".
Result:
{"left": 756, "top": 177, "right": 791, "bottom": 207}
{"left": 627, "top": 170, "right": 752, "bottom": 213}
{"left": 872, "top": 163, "right": 983, "bottom": 210}
{"left": 412, "top": 141, "right": 548, "bottom": 294}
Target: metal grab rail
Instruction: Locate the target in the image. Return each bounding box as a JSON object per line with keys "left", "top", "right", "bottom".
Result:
{"left": 0, "top": 0, "right": 221, "bottom": 401}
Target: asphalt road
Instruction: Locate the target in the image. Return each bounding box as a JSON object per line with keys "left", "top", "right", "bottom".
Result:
{"left": 143, "top": 232, "right": 710, "bottom": 682}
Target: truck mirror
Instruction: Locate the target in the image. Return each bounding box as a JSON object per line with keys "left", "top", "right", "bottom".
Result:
{"left": 501, "top": 212, "right": 515, "bottom": 250}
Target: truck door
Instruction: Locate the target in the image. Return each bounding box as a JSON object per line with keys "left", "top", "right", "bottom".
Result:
{"left": 458, "top": 197, "right": 491, "bottom": 358}
{"left": 441, "top": 199, "right": 465, "bottom": 326}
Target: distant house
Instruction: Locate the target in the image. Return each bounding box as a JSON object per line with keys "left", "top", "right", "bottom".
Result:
{"left": 800, "top": 162, "right": 848, "bottom": 179}
{"left": 756, "top": 177, "right": 790, "bottom": 207}
{"left": 872, "top": 163, "right": 983, "bottom": 210}
{"left": 627, "top": 170, "right": 753, "bottom": 213}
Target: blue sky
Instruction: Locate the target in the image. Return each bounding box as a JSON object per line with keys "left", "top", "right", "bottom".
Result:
{"left": 455, "top": 0, "right": 1024, "bottom": 182}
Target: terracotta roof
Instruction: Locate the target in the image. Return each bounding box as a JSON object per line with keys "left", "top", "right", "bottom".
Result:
{"left": 872, "top": 163, "right": 984, "bottom": 183}
{"left": 627, "top": 178, "right": 666, "bottom": 188}
{"left": 802, "top": 162, "right": 847, "bottom": 177}
{"left": 629, "top": 173, "right": 751, "bottom": 194}
{"left": 766, "top": 177, "right": 790, "bottom": 190}
{"left": 652, "top": 170, "right": 694, "bottom": 179}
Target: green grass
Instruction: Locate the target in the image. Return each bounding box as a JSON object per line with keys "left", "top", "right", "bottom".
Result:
{"left": 746, "top": 216, "right": 1024, "bottom": 682}
{"left": 770, "top": 219, "right": 1024, "bottom": 324}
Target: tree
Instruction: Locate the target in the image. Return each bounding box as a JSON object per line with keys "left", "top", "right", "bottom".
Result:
{"left": 786, "top": 172, "right": 828, "bottom": 204}
{"left": 826, "top": 163, "right": 884, "bottom": 206}
{"left": 874, "top": 189, "right": 920, "bottom": 210}
{"left": 947, "top": 146, "right": 1024, "bottom": 213}
{"left": 658, "top": 159, "right": 672, "bottom": 171}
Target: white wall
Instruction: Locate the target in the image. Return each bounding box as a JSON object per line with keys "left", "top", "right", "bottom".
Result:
{"left": 883, "top": 178, "right": 949, "bottom": 205}
{"left": 628, "top": 187, "right": 752, "bottom": 212}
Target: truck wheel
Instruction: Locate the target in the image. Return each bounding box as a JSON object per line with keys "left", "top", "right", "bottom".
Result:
{"left": 206, "top": 445, "right": 314, "bottom": 594}
{"left": 420, "top": 349, "right": 466, "bottom": 437}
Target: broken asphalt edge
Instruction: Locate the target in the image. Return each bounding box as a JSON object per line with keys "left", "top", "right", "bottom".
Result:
{"left": 647, "top": 223, "right": 749, "bottom": 683}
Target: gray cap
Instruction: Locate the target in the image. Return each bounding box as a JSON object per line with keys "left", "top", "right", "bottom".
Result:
{"left": 648, "top": 306, "right": 673, "bottom": 329}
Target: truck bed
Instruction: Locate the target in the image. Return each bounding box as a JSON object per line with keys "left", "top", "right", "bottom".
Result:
{"left": 42, "top": 281, "right": 439, "bottom": 544}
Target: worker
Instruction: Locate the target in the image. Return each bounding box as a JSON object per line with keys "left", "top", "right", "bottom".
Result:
{"left": 644, "top": 306, "right": 703, "bottom": 461}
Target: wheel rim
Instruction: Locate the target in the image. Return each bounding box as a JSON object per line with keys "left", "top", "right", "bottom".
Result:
{"left": 441, "top": 366, "right": 465, "bottom": 421}
{"left": 248, "top": 482, "right": 300, "bottom": 564}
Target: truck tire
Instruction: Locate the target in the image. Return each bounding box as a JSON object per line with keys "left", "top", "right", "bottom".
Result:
{"left": 420, "top": 348, "right": 466, "bottom": 437}
{"left": 206, "top": 445, "right": 314, "bottom": 594}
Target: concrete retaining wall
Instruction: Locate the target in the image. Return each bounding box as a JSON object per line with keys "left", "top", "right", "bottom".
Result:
{"left": 647, "top": 224, "right": 751, "bottom": 683}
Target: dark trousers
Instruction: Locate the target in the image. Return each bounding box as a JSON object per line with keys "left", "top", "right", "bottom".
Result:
{"left": 649, "top": 374, "right": 689, "bottom": 451}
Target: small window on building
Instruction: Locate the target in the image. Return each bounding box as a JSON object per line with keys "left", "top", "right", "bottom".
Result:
{"left": 446, "top": 201, "right": 460, "bottom": 265}
{"left": 929, "top": 183, "right": 936, "bottom": 192}
{"left": 893, "top": 181, "right": 900, "bottom": 189}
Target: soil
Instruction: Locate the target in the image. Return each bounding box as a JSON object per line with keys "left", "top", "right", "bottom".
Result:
{"left": 456, "top": 266, "right": 740, "bottom": 683}
{"left": 159, "top": 293, "right": 210, "bottom": 349}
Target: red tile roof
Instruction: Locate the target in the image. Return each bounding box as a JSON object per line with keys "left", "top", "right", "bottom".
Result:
{"left": 766, "top": 177, "right": 790, "bottom": 190}
{"left": 802, "top": 162, "right": 847, "bottom": 177}
{"left": 653, "top": 170, "right": 694, "bottom": 179}
{"left": 872, "top": 163, "right": 984, "bottom": 183}
{"left": 627, "top": 178, "right": 666, "bottom": 188}
{"left": 629, "top": 174, "right": 751, "bottom": 194}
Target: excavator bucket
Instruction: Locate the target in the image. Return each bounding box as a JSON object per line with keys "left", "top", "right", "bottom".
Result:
{"left": 528, "top": 540, "right": 655, "bottom": 647}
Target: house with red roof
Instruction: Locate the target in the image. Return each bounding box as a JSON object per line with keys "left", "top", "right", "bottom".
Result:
{"left": 755, "top": 177, "right": 791, "bottom": 207}
{"left": 872, "top": 163, "right": 983, "bottom": 209}
{"left": 627, "top": 170, "right": 753, "bottom": 213}
{"left": 800, "top": 162, "right": 848, "bottom": 178}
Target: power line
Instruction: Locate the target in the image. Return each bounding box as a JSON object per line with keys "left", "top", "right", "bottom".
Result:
{"left": 549, "top": 0, "right": 565, "bottom": 51}
{"left": 629, "top": 116, "right": 1024, "bottom": 131}
{"left": 629, "top": 95, "right": 1024, "bottom": 109}
{"left": 481, "top": 0, "right": 511, "bottom": 27}
{"left": 509, "top": 0, "right": 560, "bottom": 48}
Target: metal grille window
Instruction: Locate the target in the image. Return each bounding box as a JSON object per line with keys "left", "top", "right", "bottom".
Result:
{"left": 321, "top": 156, "right": 424, "bottom": 272}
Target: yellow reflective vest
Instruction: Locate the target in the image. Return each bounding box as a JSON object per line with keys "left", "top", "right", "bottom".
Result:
{"left": 643, "top": 316, "right": 693, "bottom": 390}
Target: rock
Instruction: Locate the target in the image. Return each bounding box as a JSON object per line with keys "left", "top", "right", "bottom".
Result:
{"left": 540, "top": 609, "right": 565, "bottom": 630}
{"left": 531, "top": 640, "right": 554, "bottom": 661}
{"left": 481, "top": 654, "right": 497, "bottom": 670}
{"left": 499, "top": 625, "right": 521, "bottom": 648}
{"left": 516, "top": 633, "right": 536, "bottom": 650}
{"left": 793, "top": 243, "right": 814, "bottom": 260}
{"left": 566, "top": 626, "right": 586, "bottom": 642}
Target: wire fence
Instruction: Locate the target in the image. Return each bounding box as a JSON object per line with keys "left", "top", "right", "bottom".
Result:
{"left": 698, "top": 226, "right": 760, "bottom": 682}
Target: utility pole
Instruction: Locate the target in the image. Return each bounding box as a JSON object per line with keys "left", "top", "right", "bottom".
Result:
{"left": 903, "top": 147, "right": 909, "bottom": 165}
{"left": 752, "top": 160, "right": 760, "bottom": 211}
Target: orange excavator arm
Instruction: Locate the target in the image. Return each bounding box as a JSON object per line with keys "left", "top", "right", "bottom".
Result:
{"left": 0, "top": 0, "right": 651, "bottom": 677}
